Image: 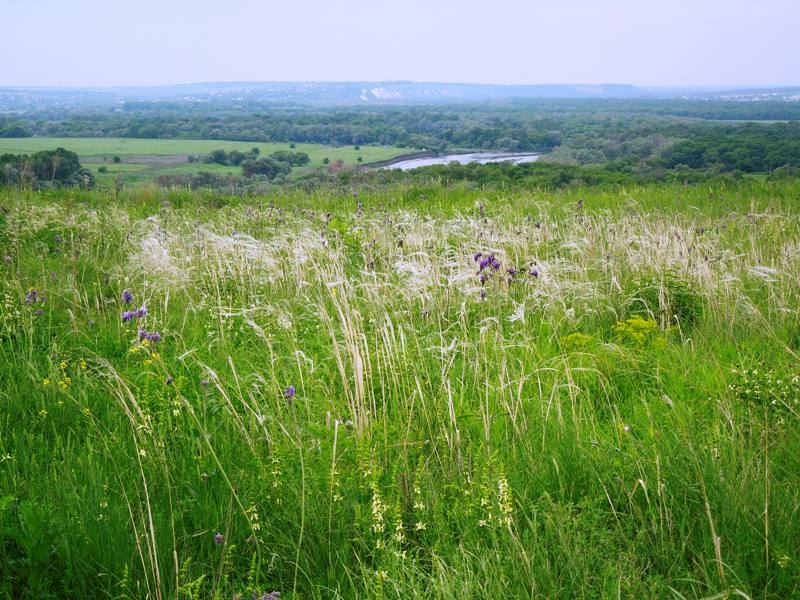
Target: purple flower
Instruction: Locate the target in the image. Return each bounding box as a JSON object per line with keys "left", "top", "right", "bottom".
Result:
{"left": 283, "top": 385, "right": 296, "bottom": 399}
{"left": 134, "top": 306, "right": 148, "bottom": 319}
{"left": 25, "top": 289, "right": 38, "bottom": 304}
{"left": 122, "top": 289, "right": 133, "bottom": 304}
{"left": 473, "top": 252, "right": 483, "bottom": 262}
{"left": 479, "top": 273, "right": 488, "bottom": 285}
{"left": 478, "top": 256, "right": 491, "bottom": 270}
{"left": 139, "top": 329, "right": 161, "bottom": 342}
{"left": 490, "top": 257, "right": 501, "bottom": 270}
{"left": 122, "top": 310, "right": 134, "bottom": 322}
{"left": 213, "top": 532, "right": 224, "bottom": 545}
{"left": 529, "top": 267, "right": 540, "bottom": 278}
{"left": 506, "top": 267, "right": 518, "bottom": 277}
{"left": 165, "top": 376, "right": 174, "bottom": 385}
{"left": 260, "top": 592, "right": 281, "bottom": 600}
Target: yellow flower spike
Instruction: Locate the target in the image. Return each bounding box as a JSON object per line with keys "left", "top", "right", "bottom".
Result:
{"left": 42, "top": 378, "right": 50, "bottom": 386}
{"left": 59, "top": 361, "right": 67, "bottom": 371}
{"left": 141, "top": 339, "right": 150, "bottom": 348}
{"left": 80, "top": 360, "right": 87, "bottom": 370}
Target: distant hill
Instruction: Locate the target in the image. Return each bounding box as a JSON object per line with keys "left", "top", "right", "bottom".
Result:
{"left": 0, "top": 81, "right": 645, "bottom": 111}
{"left": 1, "top": 81, "right": 799, "bottom": 112}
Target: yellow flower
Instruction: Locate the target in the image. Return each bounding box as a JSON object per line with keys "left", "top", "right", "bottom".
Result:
{"left": 80, "top": 360, "right": 88, "bottom": 370}
{"left": 59, "top": 360, "right": 67, "bottom": 371}
{"left": 42, "top": 378, "right": 51, "bottom": 386}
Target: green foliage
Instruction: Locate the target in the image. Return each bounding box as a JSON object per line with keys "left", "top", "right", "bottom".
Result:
{"left": 729, "top": 363, "right": 800, "bottom": 415}
{"left": 624, "top": 271, "right": 704, "bottom": 330}
{"left": 0, "top": 147, "right": 94, "bottom": 188}
{"left": 613, "top": 315, "right": 663, "bottom": 349}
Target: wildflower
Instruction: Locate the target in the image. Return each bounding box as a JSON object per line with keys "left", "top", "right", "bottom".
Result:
{"left": 134, "top": 306, "right": 147, "bottom": 319}
{"left": 473, "top": 252, "right": 483, "bottom": 262}
{"left": 42, "top": 378, "right": 50, "bottom": 386}
{"left": 165, "top": 375, "right": 174, "bottom": 385}
{"left": 213, "top": 532, "right": 224, "bottom": 545}
{"left": 122, "top": 289, "right": 133, "bottom": 304}
{"left": 506, "top": 266, "right": 517, "bottom": 278}
{"left": 259, "top": 591, "right": 281, "bottom": 600}
{"left": 478, "top": 255, "right": 491, "bottom": 271}
{"left": 529, "top": 267, "right": 539, "bottom": 278}
{"left": 122, "top": 310, "right": 134, "bottom": 322}
{"left": 147, "top": 331, "right": 161, "bottom": 342}
{"left": 25, "top": 289, "right": 39, "bottom": 304}
{"left": 80, "top": 360, "right": 88, "bottom": 370}
{"left": 283, "top": 385, "right": 296, "bottom": 399}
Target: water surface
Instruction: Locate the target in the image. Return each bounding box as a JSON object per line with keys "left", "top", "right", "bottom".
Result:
{"left": 385, "top": 152, "right": 540, "bottom": 171}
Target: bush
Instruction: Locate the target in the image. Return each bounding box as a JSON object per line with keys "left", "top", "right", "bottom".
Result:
{"left": 624, "top": 271, "right": 703, "bottom": 330}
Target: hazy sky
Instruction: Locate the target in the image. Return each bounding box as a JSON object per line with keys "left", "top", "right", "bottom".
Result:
{"left": 2, "top": 0, "right": 797, "bottom": 88}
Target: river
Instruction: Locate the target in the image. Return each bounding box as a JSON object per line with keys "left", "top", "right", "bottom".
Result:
{"left": 383, "top": 152, "right": 540, "bottom": 171}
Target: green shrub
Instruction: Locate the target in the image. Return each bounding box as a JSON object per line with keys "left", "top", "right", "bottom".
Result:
{"left": 624, "top": 271, "right": 703, "bottom": 330}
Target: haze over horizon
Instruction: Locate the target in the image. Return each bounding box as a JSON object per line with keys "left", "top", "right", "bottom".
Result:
{"left": 2, "top": 0, "right": 797, "bottom": 89}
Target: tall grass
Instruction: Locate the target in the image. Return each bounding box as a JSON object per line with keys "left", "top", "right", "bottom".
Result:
{"left": 0, "top": 179, "right": 798, "bottom": 598}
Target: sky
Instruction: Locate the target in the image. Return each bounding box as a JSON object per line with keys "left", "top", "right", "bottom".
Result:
{"left": 1, "top": 0, "right": 797, "bottom": 88}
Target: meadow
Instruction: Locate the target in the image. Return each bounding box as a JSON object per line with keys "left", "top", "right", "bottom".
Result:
{"left": 0, "top": 179, "right": 799, "bottom": 598}
{"left": 0, "top": 138, "right": 408, "bottom": 186}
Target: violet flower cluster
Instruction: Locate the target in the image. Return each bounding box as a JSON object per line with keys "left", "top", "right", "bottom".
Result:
{"left": 122, "top": 306, "right": 147, "bottom": 322}
{"left": 138, "top": 330, "right": 161, "bottom": 343}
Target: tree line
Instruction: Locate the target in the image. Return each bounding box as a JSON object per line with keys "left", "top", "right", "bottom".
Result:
{"left": 0, "top": 147, "right": 94, "bottom": 188}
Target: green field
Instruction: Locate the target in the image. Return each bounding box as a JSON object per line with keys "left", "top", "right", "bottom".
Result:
{"left": 0, "top": 138, "right": 409, "bottom": 185}
{"left": 1, "top": 180, "right": 799, "bottom": 598}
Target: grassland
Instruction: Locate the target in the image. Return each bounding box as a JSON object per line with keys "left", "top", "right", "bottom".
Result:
{"left": 0, "top": 138, "right": 408, "bottom": 186}
{"left": 1, "top": 179, "right": 799, "bottom": 598}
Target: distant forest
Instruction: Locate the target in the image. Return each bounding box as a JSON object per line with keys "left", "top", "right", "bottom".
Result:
{"left": 2, "top": 96, "right": 800, "bottom": 187}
